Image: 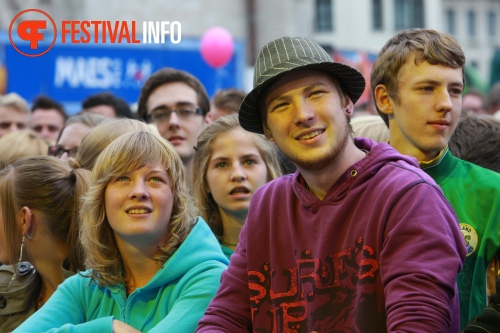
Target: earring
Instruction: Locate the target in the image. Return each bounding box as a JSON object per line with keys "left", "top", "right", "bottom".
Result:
{"left": 346, "top": 108, "right": 353, "bottom": 115}
{"left": 25, "top": 233, "right": 32, "bottom": 240}
{"left": 8, "top": 235, "right": 25, "bottom": 289}
{"left": 17, "top": 235, "right": 25, "bottom": 263}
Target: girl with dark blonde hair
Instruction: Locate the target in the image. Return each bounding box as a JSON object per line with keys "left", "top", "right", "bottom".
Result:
{"left": 192, "top": 114, "right": 282, "bottom": 258}
{"left": 15, "top": 131, "right": 228, "bottom": 332}
{"left": 0, "top": 156, "right": 90, "bottom": 331}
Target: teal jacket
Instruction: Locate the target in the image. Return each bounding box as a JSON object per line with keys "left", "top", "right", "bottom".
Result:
{"left": 14, "top": 218, "right": 228, "bottom": 333}
{"left": 422, "top": 149, "right": 500, "bottom": 330}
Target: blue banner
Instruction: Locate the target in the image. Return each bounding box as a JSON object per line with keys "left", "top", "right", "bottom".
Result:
{"left": 1, "top": 31, "right": 245, "bottom": 114}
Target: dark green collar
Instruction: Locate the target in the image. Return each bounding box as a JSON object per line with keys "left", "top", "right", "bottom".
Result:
{"left": 421, "top": 148, "right": 458, "bottom": 184}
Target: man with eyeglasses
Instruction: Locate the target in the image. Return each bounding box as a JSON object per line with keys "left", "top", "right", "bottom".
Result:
{"left": 138, "top": 68, "right": 210, "bottom": 178}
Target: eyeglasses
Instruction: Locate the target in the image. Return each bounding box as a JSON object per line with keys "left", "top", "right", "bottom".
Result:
{"left": 48, "top": 145, "right": 78, "bottom": 158}
{"left": 146, "top": 106, "right": 203, "bottom": 124}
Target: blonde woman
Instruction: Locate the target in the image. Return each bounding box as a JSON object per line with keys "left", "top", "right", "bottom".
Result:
{"left": 14, "top": 131, "right": 228, "bottom": 332}
{"left": 192, "top": 114, "right": 282, "bottom": 258}
{"left": 73, "top": 118, "right": 159, "bottom": 170}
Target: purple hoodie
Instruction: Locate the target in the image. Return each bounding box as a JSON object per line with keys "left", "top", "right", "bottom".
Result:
{"left": 197, "top": 138, "right": 466, "bottom": 333}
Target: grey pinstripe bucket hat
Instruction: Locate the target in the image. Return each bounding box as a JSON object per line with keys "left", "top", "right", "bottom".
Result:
{"left": 239, "top": 37, "right": 366, "bottom": 134}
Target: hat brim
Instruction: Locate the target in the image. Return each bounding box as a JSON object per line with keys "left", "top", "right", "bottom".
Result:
{"left": 239, "top": 61, "right": 366, "bottom": 134}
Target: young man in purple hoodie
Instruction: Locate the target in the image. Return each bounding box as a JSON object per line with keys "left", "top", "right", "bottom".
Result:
{"left": 197, "top": 36, "right": 466, "bottom": 333}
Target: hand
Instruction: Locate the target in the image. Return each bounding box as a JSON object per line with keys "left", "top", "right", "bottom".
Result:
{"left": 112, "top": 319, "right": 142, "bottom": 333}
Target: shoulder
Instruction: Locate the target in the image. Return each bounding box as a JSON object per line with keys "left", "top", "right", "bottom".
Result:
{"left": 252, "top": 173, "right": 294, "bottom": 198}
{"left": 455, "top": 157, "right": 500, "bottom": 184}
{"left": 182, "top": 218, "right": 225, "bottom": 257}
{"left": 244, "top": 174, "right": 299, "bottom": 211}
{"left": 357, "top": 146, "right": 449, "bottom": 205}
{"left": 431, "top": 154, "right": 500, "bottom": 197}
{"left": 373, "top": 156, "right": 440, "bottom": 192}
{"left": 60, "top": 270, "right": 99, "bottom": 291}
{"left": 163, "top": 218, "right": 228, "bottom": 276}
{"left": 0, "top": 263, "right": 37, "bottom": 286}
{"left": 262, "top": 173, "right": 294, "bottom": 189}
{"left": 0, "top": 264, "right": 38, "bottom": 322}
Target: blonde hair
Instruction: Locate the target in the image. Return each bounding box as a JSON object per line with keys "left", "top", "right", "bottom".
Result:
{"left": 0, "top": 156, "right": 91, "bottom": 271}
{"left": 212, "top": 88, "right": 246, "bottom": 114}
{"left": 351, "top": 115, "right": 390, "bottom": 143}
{"left": 74, "top": 118, "right": 158, "bottom": 170}
{"left": 191, "top": 114, "right": 282, "bottom": 239}
{"left": 56, "top": 112, "right": 109, "bottom": 143}
{"left": 80, "top": 131, "right": 198, "bottom": 287}
{"left": 0, "top": 92, "right": 29, "bottom": 114}
{"left": 0, "top": 129, "right": 49, "bottom": 167}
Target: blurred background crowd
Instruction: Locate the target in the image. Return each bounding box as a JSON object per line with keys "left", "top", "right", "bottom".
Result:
{"left": 0, "top": 1, "right": 499, "bottom": 332}
{"left": 1, "top": 0, "right": 500, "bottom": 116}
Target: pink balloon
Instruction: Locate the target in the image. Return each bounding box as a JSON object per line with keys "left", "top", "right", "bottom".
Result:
{"left": 200, "top": 27, "right": 234, "bottom": 69}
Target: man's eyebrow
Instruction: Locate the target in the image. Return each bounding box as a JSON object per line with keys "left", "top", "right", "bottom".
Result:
{"left": 269, "top": 81, "right": 330, "bottom": 103}
{"left": 306, "top": 81, "right": 330, "bottom": 88}
{"left": 410, "top": 79, "right": 464, "bottom": 87}
{"left": 150, "top": 101, "right": 196, "bottom": 112}
{"left": 175, "top": 101, "right": 197, "bottom": 107}
{"left": 302, "top": 81, "right": 331, "bottom": 93}
{"left": 268, "top": 94, "right": 288, "bottom": 105}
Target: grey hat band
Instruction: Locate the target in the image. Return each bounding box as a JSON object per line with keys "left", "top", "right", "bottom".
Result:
{"left": 239, "top": 36, "right": 366, "bottom": 134}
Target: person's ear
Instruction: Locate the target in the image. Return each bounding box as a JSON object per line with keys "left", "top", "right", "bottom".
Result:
{"left": 343, "top": 95, "right": 354, "bottom": 117}
{"left": 204, "top": 112, "right": 212, "bottom": 125}
{"left": 20, "top": 206, "right": 33, "bottom": 237}
{"left": 261, "top": 117, "right": 274, "bottom": 141}
{"left": 374, "top": 84, "right": 394, "bottom": 116}
{"left": 264, "top": 127, "right": 274, "bottom": 142}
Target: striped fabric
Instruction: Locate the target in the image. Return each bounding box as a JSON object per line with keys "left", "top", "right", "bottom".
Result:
{"left": 239, "top": 37, "right": 366, "bottom": 134}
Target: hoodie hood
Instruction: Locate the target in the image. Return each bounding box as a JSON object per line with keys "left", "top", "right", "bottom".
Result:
{"left": 351, "top": 137, "right": 419, "bottom": 178}
{"left": 137, "top": 218, "right": 229, "bottom": 290}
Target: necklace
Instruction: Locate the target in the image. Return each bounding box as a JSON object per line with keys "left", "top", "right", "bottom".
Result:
{"left": 37, "top": 286, "right": 45, "bottom": 310}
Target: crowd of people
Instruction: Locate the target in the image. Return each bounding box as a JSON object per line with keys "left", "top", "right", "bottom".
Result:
{"left": 0, "top": 28, "right": 499, "bottom": 332}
